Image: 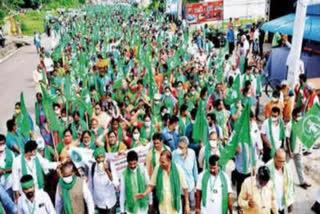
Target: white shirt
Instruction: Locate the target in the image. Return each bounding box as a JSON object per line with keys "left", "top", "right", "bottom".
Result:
{"left": 274, "top": 169, "right": 285, "bottom": 211}
{"left": 11, "top": 154, "right": 58, "bottom": 193}
{"left": 18, "top": 190, "right": 56, "bottom": 214}
{"left": 196, "top": 171, "right": 232, "bottom": 214}
{"left": 285, "top": 121, "right": 302, "bottom": 154}
{"left": 261, "top": 119, "right": 282, "bottom": 150}
{"left": 44, "top": 57, "right": 54, "bottom": 73}
{"left": 0, "top": 149, "right": 14, "bottom": 190}
{"left": 88, "top": 161, "right": 119, "bottom": 209}
{"left": 55, "top": 179, "right": 95, "bottom": 214}
{"left": 120, "top": 166, "right": 152, "bottom": 214}
{"left": 198, "top": 147, "right": 220, "bottom": 170}
{"left": 250, "top": 120, "right": 263, "bottom": 160}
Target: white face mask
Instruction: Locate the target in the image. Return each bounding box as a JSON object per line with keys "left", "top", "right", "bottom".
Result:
{"left": 209, "top": 140, "right": 217, "bottom": 148}
{"left": 62, "top": 175, "right": 73, "bottom": 184}
{"left": 95, "top": 109, "right": 101, "bottom": 115}
{"left": 296, "top": 116, "right": 302, "bottom": 121}
{"left": 165, "top": 92, "right": 170, "bottom": 97}
{"left": 133, "top": 133, "right": 140, "bottom": 140}
{"left": 0, "top": 144, "right": 5, "bottom": 152}
{"left": 191, "top": 91, "right": 196, "bottom": 95}
{"left": 271, "top": 117, "right": 278, "bottom": 122}
{"left": 62, "top": 117, "right": 67, "bottom": 122}
{"left": 272, "top": 97, "right": 279, "bottom": 102}
{"left": 145, "top": 121, "right": 151, "bottom": 127}
{"left": 55, "top": 109, "right": 61, "bottom": 115}
{"left": 98, "top": 162, "right": 104, "bottom": 171}
{"left": 176, "top": 148, "right": 182, "bottom": 155}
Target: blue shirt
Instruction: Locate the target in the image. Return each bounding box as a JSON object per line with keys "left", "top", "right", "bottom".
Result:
{"left": 227, "top": 29, "right": 235, "bottom": 42}
{"left": 172, "top": 149, "right": 198, "bottom": 192}
{"left": 0, "top": 184, "right": 17, "bottom": 213}
{"left": 161, "top": 127, "right": 180, "bottom": 150}
{"left": 235, "top": 143, "right": 254, "bottom": 174}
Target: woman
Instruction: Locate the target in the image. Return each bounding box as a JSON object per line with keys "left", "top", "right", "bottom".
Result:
{"left": 130, "top": 126, "right": 148, "bottom": 148}
{"left": 79, "top": 131, "right": 95, "bottom": 150}
{"left": 56, "top": 129, "right": 79, "bottom": 161}
{"left": 97, "top": 130, "right": 127, "bottom": 154}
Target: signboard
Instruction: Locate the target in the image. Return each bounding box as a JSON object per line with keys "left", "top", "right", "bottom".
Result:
{"left": 186, "top": 1, "right": 223, "bottom": 24}
{"left": 69, "top": 145, "right": 150, "bottom": 175}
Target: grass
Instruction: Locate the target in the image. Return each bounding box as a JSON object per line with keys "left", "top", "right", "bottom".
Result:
{"left": 18, "top": 10, "right": 46, "bottom": 36}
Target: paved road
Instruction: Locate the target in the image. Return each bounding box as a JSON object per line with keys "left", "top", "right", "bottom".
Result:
{"left": 0, "top": 35, "right": 51, "bottom": 133}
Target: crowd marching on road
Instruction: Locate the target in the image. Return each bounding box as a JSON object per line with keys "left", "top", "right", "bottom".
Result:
{"left": 0, "top": 3, "right": 320, "bottom": 214}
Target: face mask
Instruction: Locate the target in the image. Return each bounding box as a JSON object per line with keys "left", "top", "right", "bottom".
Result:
{"left": 296, "top": 116, "right": 302, "bottom": 121}
{"left": 62, "top": 117, "right": 67, "bottom": 122}
{"left": 0, "top": 144, "right": 5, "bottom": 152}
{"left": 25, "top": 191, "right": 35, "bottom": 199}
{"left": 15, "top": 109, "right": 21, "bottom": 114}
{"left": 95, "top": 109, "right": 101, "bottom": 115}
{"left": 164, "top": 80, "right": 168, "bottom": 85}
{"left": 208, "top": 81, "right": 213, "bottom": 86}
{"left": 209, "top": 140, "right": 217, "bottom": 148}
{"left": 176, "top": 148, "right": 182, "bottom": 155}
{"left": 98, "top": 162, "right": 104, "bottom": 171}
{"left": 178, "top": 87, "right": 183, "bottom": 91}
{"left": 63, "top": 175, "right": 73, "bottom": 184}
{"left": 271, "top": 117, "right": 278, "bottom": 122}
{"left": 191, "top": 91, "right": 196, "bottom": 95}
{"left": 154, "top": 100, "right": 160, "bottom": 105}
{"left": 272, "top": 97, "right": 279, "bottom": 102}
{"left": 145, "top": 121, "right": 151, "bottom": 127}
{"left": 55, "top": 109, "right": 61, "bottom": 115}
{"left": 165, "top": 92, "right": 170, "bottom": 97}
{"left": 133, "top": 133, "right": 140, "bottom": 140}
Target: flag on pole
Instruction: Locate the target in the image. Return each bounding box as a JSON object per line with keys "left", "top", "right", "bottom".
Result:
{"left": 219, "top": 103, "right": 251, "bottom": 167}
{"left": 296, "top": 104, "right": 320, "bottom": 148}
{"left": 20, "top": 92, "right": 31, "bottom": 136}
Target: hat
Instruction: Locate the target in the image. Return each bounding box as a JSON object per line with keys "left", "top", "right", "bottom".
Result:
{"left": 93, "top": 147, "right": 105, "bottom": 158}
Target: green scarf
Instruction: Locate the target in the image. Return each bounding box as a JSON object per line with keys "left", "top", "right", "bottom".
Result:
{"left": 156, "top": 163, "right": 181, "bottom": 212}
{"left": 268, "top": 118, "right": 285, "bottom": 158}
{"left": 0, "top": 148, "right": 13, "bottom": 179}
{"left": 124, "top": 167, "right": 148, "bottom": 213}
{"left": 201, "top": 170, "right": 228, "bottom": 214}
{"left": 21, "top": 155, "right": 44, "bottom": 189}
{"left": 35, "top": 102, "right": 40, "bottom": 127}
{"left": 59, "top": 176, "right": 77, "bottom": 214}
{"left": 110, "top": 142, "right": 120, "bottom": 153}
{"left": 290, "top": 120, "right": 297, "bottom": 152}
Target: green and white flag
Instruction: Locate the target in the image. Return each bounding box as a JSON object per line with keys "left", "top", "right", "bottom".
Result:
{"left": 296, "top": 104, "right": 320, "bottom": 148}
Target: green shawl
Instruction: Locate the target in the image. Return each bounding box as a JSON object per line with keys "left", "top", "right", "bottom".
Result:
{"left": 124, "top": 166, "right": 148, "bottom": 213}
{"left": 156, "top": 163, "right": 181, "bottom": 212}
{"left": 0, "top": 148, "right": 13, "bottom": 179}
{"left": 201, "top": 170, "right": 228, "bottom": 214}
{"left": 152, "top": 145, "right": 167, "bottom": 168}
{"left": 290, "top": 119, "right": 297, "bottom": 152}
{"left": 268, "top": 118, "right": 285, "bottom": 158}
{"left": 59, "top": 176, "right": 77, "bottom": 214}
{"left": 21, "top": 155, "right": 44, "bottom": 189}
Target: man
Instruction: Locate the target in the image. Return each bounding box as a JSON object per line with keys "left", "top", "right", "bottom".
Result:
{"left": 43, "top": 52, "right": 54, "bottom": 75}
{"left": 0, "top": 183, "right": 17, "bottom": 214}
{"left": 12, "top": 140, "right": 59, "bottom": 202}
{"left": 55, "top": 161, "right": 95, "bottom": 214}
{"left": 227, "top": 27, "right": 235, "bottom": 54}
{"left": 0, "top": 134, "right": 15, "bottom": 198}
{"left": 286, "top": 108, "right": 311, "bottom": 189}
{"left": 6, "top": 119, "right": 24, "bottom": 155}
{"left": 264, "top": 91, "right": 283, "bottom": 119}
{"left": 135, "top": 150, "right": 189, "bottom": 214}
{"left": 267, "top": 149, "right": 295, "bottom": 214}
{"left": 198, "top": 131, "right": 221, "bottom": 170}
{"left": 120, "top": 150, "right": 152, "bottom": 214}
{"left": 261, "top": 106, "right": 285, "bottom": 163}
{"left": 161, "top": 116, "right": 180, "bottom": 150}
{"left": 172, "top": 137, "right": 198, "bottom": 211}
{"left": 145, "top": 133, "right": 170, "bottom": 177}
{"left": 195, "top": 155, "right": 233, "bottom": 214}
{"left": 238, "top": 166, "right": 278, "bottom": 214}
{"left": 88, "top": 147, "right": 118, "bottom": 214}
{"left": 17, "top": 175, "right": 55, "bottom": 213}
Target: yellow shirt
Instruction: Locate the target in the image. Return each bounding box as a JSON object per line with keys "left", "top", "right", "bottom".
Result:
{"left": 238, "top": 176, "right": 278, "bottom": 214}
{"left": 145, "top": 146, "right": 170, "bottom": 176}
{"left": 150, "top": 165, "right": 187, "bottom": 214}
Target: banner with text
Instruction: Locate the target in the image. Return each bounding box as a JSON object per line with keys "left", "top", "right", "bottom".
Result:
{"left": 186, "top": 1, "right": 223, "bottom": 24}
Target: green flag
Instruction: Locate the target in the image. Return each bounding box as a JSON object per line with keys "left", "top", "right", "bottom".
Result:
{"left": 20, "top": 92, "right": 31, "bottom": 136}
{"left": 296, "top": 104, "right": 320, "bottom": 148}
{"left": 225, "top": 74, "right": 241, "bottom": 105}
{"left": 192, "top": 99, "right": 208, "bottom": 144}
{"left": 219, "top": 103, "right": 251, "bottom": 167}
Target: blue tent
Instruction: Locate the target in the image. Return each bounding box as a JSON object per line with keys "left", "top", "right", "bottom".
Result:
{"left": 262, "top": 13, "right": 320, "bottom": 42}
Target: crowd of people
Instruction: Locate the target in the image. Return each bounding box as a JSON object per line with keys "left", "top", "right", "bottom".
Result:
{"left": 1, "top": 3, "right": 320, "bottom": 214}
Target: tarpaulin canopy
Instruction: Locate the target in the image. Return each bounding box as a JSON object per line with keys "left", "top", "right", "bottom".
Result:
{"left": 262, "top": 13, "right": 320, "bottom": 42}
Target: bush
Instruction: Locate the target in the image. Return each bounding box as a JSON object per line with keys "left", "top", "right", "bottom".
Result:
{"left": 0, "top": 9, "right": 7, "bottom": 24}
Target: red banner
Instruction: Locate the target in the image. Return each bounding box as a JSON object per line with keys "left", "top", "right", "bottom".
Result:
{"left": 186, "top": 1, "right": 223, "bottom": 24}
